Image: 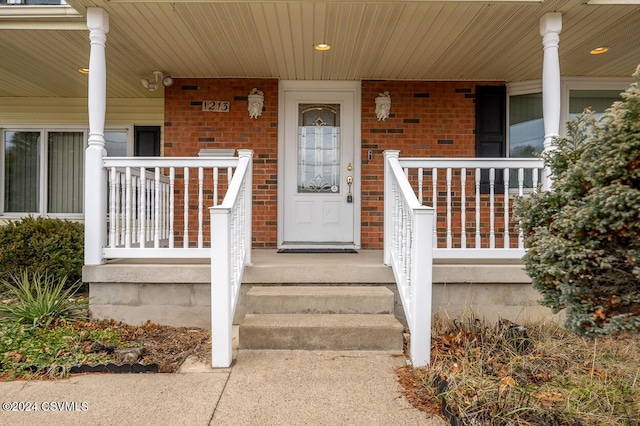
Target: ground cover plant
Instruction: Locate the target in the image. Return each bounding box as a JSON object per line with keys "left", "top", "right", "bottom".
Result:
{"left": 0, "top": 271, "right": 211, "bottom": 380}
{"left": 0, "top": 320, "right": 211, "bottom": 380}
{"left": 397, "top": 317, "right": 640, "bottom": 425}
{"left": 0, "top": 271, "right": 87, "bottom": 328}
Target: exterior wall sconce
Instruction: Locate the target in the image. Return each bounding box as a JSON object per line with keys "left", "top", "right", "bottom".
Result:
{"left": 248, "top": 88, "right": 264, "bottom": 119}
{"left": 375, "top": 91, "right": 391, "bottom": 121}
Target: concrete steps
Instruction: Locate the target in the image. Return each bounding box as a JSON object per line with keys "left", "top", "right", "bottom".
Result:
{"left": 239, "top": 286, "right": 404, "bottom": 351}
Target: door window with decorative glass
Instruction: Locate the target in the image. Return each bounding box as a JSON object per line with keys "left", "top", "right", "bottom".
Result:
{"left": 297, "top": 104, "right": 341, "bottom": 193}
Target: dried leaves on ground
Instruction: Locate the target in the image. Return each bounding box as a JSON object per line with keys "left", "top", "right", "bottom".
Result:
{"left": 86, "top": 320, "right": 212, "bottom": 373}
{"left": 397, "top": 317, "right": 640, "bottom": 426}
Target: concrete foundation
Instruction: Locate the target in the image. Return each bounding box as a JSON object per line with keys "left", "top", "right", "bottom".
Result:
{"left": 84, "top": 250, "right": 557, "bottom": 328}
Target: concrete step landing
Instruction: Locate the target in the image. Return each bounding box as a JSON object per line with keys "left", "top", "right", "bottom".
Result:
{"left": 239, "top": 286, "right": 404, "bottom": 351}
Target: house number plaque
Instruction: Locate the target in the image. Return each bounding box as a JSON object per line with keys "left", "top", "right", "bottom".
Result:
{"left": 202, "top": 101, "right": 230, "bottom": 112}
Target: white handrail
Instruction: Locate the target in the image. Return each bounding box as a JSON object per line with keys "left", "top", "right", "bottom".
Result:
{"left": 384, "top": 150, "right": 433, "bottom": 367}
{"left": 211, "top": 150, "right": 253, "bottom": 368}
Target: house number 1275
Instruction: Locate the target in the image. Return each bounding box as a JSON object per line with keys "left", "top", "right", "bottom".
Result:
{"left": 202, "top": 101, "right": 230, "bottom": 112}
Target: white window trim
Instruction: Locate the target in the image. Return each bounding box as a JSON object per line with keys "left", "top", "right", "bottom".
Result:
{"left": 506, "top": 80, "right": 542, "bottom": 159}
{"left": 507, "top": 76, "right": 633, "bottom": 147}
{"left": 0, "top": 125, "right": 132, "bottom": 218}
{"left": 560, "top": 77, "right": 633, "bottom": 137}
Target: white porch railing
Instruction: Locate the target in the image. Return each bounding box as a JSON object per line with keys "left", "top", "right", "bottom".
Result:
{"left": 86, "top": 150, "right": 253, "bottom": 368}
{"left": 383, "top": 150, "right": 544, "bottom": 367}
{"left": 399, "top": 156, "right": 544, "bottom": 259}
{"left": 101, "top": 154, "right": 249, "bottom": 259}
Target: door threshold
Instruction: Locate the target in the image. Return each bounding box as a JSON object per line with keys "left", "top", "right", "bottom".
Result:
{"left": 277, "top": 248, "right": 358, "bottom": 254}
{"left": 279, "top": 243, "right": 358, "bottom": 251}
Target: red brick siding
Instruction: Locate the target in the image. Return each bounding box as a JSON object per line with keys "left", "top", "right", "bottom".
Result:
{"left": 164, "top": 78, "right": 279, "bottom": 248}
{"left": 163, "top": 79, "right": 505, "bottom": 249}
{"left": 361, "top": 81, "right": 504, "bottom": 248}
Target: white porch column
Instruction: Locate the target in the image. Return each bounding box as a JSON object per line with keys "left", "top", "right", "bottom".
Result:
{"left": 540, "top": 12, "right": 562, "bottom": 190}
{"left": 85, "top": 8, "right": 109, "bottom": 265}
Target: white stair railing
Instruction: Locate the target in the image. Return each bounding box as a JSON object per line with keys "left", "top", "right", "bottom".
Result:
{"left": 384, "top": 150, "right": 434, "bottom": 367}
{"left": 384, "top": 151, "right": 544, "bottom": 367}
{"left": 211, "top": 150, "right": 253, "bottom": 368}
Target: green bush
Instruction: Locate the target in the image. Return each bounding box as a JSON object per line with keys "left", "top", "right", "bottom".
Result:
{"left": 0, "top": 217, "right": 84, "bottom": 287}
{"left": 514, "top": 65, "right": 640, "bottom": 337}
{"left": 0, "top": 271, "right": 88, "bottom": 328}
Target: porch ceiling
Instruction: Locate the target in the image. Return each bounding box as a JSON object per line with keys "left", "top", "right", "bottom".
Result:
{"left": 1, "top": 0, "right": 639, "bottom": 99}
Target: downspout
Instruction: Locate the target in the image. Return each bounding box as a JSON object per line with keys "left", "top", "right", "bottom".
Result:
{"left": 84, "top": 8, "right": 109, "bottom": 265}
{"left": 540, "top": 12, "right": 562, "bottom": 191}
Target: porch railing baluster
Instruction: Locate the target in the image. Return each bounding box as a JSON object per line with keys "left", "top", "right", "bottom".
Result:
{"left": 417, "top": 167, "right": 423, "bottom": 205}
{"left": 198, "top": 167, "right": 204, "bottom": 248}
{"left": 169, "top": 168, "right": 175, "bottom": 248}
{"left": 213, "top": 167, "right": 219, "bottom": 206}
{"left": 446, "top": 168, "right": 452, "bottom": 249}
{"left": 119, "top": 173, "right": 125, "bottom": 246}
{"left": 461, "top": 168, "right": 467, "bottom": 249}
{"left": 139, "top": 167, "right": 146, "bottom": 248}
{"left": 503, "top": 168, "right": 510, "bottom": 249}
{"left": 518, "top": 168, "right": 525, "bottom": 249}
{"left": 154, "top": 167, "right": 160, "bottom": 248}
{"left": 432, "top": 167, "right": 438, "bottom": 248}
{"left": 125, "top": 167, "right": 132, "bottom": 249}
{"left": 489, "top": 168, "right": 495, "bottom": 249}
{"left": 184, "top": 167, "right": 189, "bottom": 249}
{"left": 109, "top": 167, "right": 116, "bottom": 248}
{"left": 475, "top": 168, "right": 481, "bottom": 248}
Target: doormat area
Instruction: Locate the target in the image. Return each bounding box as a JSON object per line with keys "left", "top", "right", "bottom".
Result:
{"left": 277, "top": 248, "right": 358, "bottom": 254}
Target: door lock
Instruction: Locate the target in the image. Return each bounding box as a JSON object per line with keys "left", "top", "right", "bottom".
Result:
{"left": 346, "top": 176, "right": 353, "bottom": 203}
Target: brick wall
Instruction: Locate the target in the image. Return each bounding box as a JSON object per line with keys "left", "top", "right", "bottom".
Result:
{"left": 164, "top": 79, "right": 504, "bottom": 249}
{"left": 361, "top": 80, "right": 504, "bottom": 248}
{"left": 164, "top": 78, "right": 279, "bottom": 248}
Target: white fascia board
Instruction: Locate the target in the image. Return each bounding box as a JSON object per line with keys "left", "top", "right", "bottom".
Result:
{"left": 0, "top": 5, "right": 82, "bottom": 19}
{"left": 0, "top": 5, "right": 84, "bottom": 30}
{"left": 587, "top": 0, "right": 640, "bottom": 3}
{"left": 109, "top": 0, "right": 542, "bottom": 2}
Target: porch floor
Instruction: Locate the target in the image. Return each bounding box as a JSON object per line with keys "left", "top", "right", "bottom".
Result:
{"left": 96, "top": 249, "right": 525, "bottom": 285}
{"left": 95, "top": 250, "right": 396, "bottom": 284}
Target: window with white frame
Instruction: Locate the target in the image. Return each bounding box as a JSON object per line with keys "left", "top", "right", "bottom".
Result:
{"left": 569, "top": 89, "right": 623, "bottom": 121}
{"left": 509, "top": 92, "right": 544, "bottom": 159}
{"left": 1, "top": 128, "right": 128, "bottom": 216}
{"left": 507, "top": 79, "right": 628, "bottom": 156}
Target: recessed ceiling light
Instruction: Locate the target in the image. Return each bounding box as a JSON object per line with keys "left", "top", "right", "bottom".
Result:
{"left": 78, "top": 68, "right": 90, "bottom": 74}
{"left": 590, "top": 47, "right": 609, "bottom": 55}
{"left": 314, "top": 43, "right": 331, "bottom": 51}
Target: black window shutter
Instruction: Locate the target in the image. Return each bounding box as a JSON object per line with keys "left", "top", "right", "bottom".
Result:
{"left": 134, "top": 126, "right": 161, "bottom": 157}
{"left": 475, "top": 85, "right": 506, "bottom": 194}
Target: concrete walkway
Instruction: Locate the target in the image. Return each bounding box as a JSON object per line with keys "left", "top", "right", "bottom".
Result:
{"left": 0, "top": 350, "right": 445, "bottom": 426}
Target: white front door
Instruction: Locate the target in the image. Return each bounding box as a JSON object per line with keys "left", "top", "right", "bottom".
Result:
{"left": 278, "top": 82, "right": 361, "bottom": 248}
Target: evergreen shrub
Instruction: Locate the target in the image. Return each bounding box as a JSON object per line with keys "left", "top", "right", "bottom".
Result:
{"left": 514, "top": 65, "right": 640, "bottom": 337}
{"left": 0, "top": 217, "right": 84, "bottom": 289}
